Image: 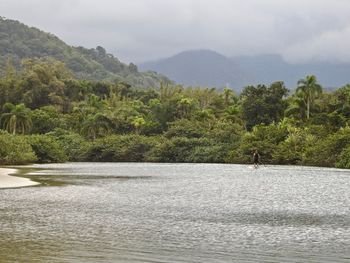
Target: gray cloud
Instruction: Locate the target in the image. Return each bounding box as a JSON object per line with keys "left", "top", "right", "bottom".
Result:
{"left": 1, "top": 0, "right": 349, "bottom": 63}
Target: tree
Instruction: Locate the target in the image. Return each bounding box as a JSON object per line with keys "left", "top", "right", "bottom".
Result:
{"left": 164, "top": 119, "right": 207, "bottom": 139}
{"left": 81, "top": 113, "right": 111, "bottom": 140}
{"left": 131, "top": 117, "right": 146, "bottom": 134}
{"left": 20, "top": 58, "right": 72, "bottom": 109}
{"left": 96, "top": 46, "right": 106, "bottom": 57}
{"left": 296, "top": 75, "right": 323, "bottom": 119}
{"left": 177, "top": 97, "right": 196, "bottom": 119}
{"left": 227, "top": 123, "right": 288, "bottom": 164}
{"left": 222, "top": 87, "right": 236, "bottom": 107}
{"left": 240, "top": 82, "right": 288, "bottom": 130}
{"left": 334, "top": 84, "right": 350, "bottom": 119}
{"left": 302, "top": 126, "right": 350, "bottom": 167}
{"left": 31, "top": 106, "right": 61, "bottom": 134}
{"left": 128, "top": 63, "right": 138, "bottom": 73}
{"left": 0, "top": 103, "right": 32, "bottom": 134}
{"left": 223, "top": 105, "right": 243, "bottom": 125}
{"left": 284, "top": 93, "right": 307, "bottom": 121}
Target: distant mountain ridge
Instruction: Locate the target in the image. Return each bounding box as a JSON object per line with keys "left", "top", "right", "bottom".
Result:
{"left": 235, "top": 54, "right": 350, "bottom": 89}
{"left": 140, "top": 50, "right": 249, "bottom": 88}
{"left": 0, "top": 17, "right": 170, "bottom": 87}
{"left": 140, "top": 50, "right": 350, "bottom": 91}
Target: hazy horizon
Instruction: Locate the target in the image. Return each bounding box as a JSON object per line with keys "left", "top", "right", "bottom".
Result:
{"left": 1, "top": 0, "right": 350, "bottom": 64}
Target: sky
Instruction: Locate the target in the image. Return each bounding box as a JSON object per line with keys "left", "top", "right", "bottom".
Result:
{"left": 1, "top": 0, "right": 350, "bottom": 64}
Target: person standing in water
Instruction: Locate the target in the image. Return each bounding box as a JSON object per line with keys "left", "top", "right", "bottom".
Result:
{"left": 253, "top": 150, "right": 260, "bottom": 168}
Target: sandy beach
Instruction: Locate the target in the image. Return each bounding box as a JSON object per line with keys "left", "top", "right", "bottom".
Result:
{"left": 0, "top": 168, "right": 39, "bottom": 189}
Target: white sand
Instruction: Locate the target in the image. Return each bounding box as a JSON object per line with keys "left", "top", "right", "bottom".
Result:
{"left": 0, "top": 168, "right": 40, "bottom": 189}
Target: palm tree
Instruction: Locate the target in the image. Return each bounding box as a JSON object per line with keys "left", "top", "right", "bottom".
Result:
{"left": 131, "top": 117, "right": 146, "bottom": 134}
{"left": 177, "top": 97, "right": 194, "bottom": 118}
{"left": 0, "top": 103, "right": 32, "bottom": 134}
{"left": 296, "top": 75, "right": 322, "bottom": 119}
{"left": 223, "top": 87, "right": 234, "bottom": 107}
{"left": 224, "top": 105, "right": 244, "bottom": 125}
{"left": 81, "top": 113, "right": 111, "bottom": 140}
{"left": 284, "top": 94, "right": 307, "bottom": 120}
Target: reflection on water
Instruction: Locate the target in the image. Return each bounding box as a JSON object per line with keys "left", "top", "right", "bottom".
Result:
{"left": 1, "top": 163, "right": 350, "bottom": 262}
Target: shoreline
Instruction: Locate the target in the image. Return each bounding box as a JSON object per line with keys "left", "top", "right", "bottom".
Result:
{"left": 0, "top": 168, "right": 40, "bottom": 189}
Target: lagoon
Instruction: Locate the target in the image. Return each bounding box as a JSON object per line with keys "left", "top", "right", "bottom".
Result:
{"left": 1, "top": 163, "right": 350, "bottom": 262}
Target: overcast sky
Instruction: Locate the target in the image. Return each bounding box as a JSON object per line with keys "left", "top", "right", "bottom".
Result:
{"left": 1, "top": 0, "right": 350, "bottom": 64}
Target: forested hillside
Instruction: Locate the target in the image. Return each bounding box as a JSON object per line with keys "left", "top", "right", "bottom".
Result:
{"left": 0, "top": 17, "right": 170, "bottom": 87}
{"left": 1, "top": 59, "right": 350, "bottom": 168}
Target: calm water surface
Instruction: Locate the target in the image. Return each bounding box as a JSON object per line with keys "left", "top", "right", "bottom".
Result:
{"left": 1, "top": 163, "right": 350, "bottom": 262}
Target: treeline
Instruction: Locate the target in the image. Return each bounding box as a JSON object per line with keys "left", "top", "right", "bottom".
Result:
{"left": 0, "top": 58, "right": 350, "bottom": 168}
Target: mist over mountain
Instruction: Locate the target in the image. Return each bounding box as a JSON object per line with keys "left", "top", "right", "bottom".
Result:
{"left": 140, "top": 50, "right": 350, "bottom": 91}
{"left": 139, "top": 50, "right": 249, "bottom": 89}
{"left": 0, "top": 18, "right": 170, "bottom": 88}
{"left": 2, "top": 17, "right": 350, "bottom": 92}
{"left": 235, "top": 54, "right": 350, "bottom": 89}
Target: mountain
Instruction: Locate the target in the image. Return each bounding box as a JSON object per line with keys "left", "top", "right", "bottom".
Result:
{"left": 234, "top": 54, "right": 350, "bottom": 89}
{"left": 0, "top": 17, "right": 170, "bottom": 87}
{"left": 139, "top": 50, "right": 249, "bottom": 89}
{"left": 140, "top": 50, "right": 350, "bottom": 91}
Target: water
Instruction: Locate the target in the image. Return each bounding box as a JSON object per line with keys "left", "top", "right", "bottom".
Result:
{"left": 1, "top": 163, "right": 350, "bottom": 262}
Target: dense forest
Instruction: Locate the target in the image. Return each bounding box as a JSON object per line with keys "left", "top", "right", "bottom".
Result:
{"left": 0, "top": 17, "right": 170, "bottom": 87}
{"left": 0, "top": 57, "right": 350, "bottom": 168}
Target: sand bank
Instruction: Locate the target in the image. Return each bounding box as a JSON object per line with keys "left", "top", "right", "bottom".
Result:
{"left": 0, "top": 168, "right": 39, "bottom": 189}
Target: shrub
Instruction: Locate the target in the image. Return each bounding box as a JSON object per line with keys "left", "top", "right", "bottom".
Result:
{"left": 85, "top": 134, "right": 157, "bottom": 162}
{"left": 336, "top": 145, "right": 350, "bottom": 169}
{"left": 164, "top": 119, "right": 207, "bottom": 139}
{"left": 0, "top": 130, "right": 37, "bottom": 164}
{"left": 272, "top": 126, "right": 317, "bottom": 165}
{"left": 31, "top": 106, "right": 61, "bottom": 134}
{"left": 302, "top": 126, "right": 350, "bottom": 167}
{"left": 146, "top": 137, "right": 226, "bottom": 163}
{"left": 46, "top": 128, "right": 88, "bottom": 161}
{"left": 26, "top": 134, "right": 67, "bottom": 163}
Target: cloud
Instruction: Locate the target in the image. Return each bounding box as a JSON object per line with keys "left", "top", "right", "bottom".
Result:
{"left": 282, "top": 25, "right": 350, "bottom": 64}
{"left": 1, "top": 0, "right": 350, "bottom": 63}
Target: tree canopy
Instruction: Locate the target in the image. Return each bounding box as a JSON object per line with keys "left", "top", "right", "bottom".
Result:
{"left": 0, "top": 55, "right": 350, "bottom": 168}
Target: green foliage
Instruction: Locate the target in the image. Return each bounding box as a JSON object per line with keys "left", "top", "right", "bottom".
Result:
{"left": 334, "top": 84, "right": 350, "bottom": 119}
{"left": 0, "top": 103, "right": 32, "bottom": 134}
{"left": 26, "top": 135, "right": 67, "bottom": 163}
{"left": 285, "top": 93, "right": 307, "bottom": 120}
{"left": 302, "top": 127, "right": 350, "bottom": 167}
{"left": 240, "top": 81, "right": 289, "bottom": 130}
{"left": 131, "top": 116, "right": 146, "bottom": 134}
{"left": 206, "top": 120, "right": 243, "bottom": 144}
{"left": 227, "top": 123, "right": 288, "bottom": 164}
{"left": 146, "top": 137, "right": 226, "bottom": 163}
{"left": 31, "top": 106, "right": 62, "bottom": 134}
{"left": 0, "top": 130, "right": 37, "bottom": 164}
{"left": 187, "top": 142, "right": 229, "bottom": 163}
{"left": 336, "top": 145, "right": 350, "bottom": 169}
{"left": 272, "top": 126, "right": 317, "bottom": 165}
{"left": 0, "top": 17, "right": 171, "bottom": 88}
{"left": 296, "top": 75, "right": 323, "bottom": 119}
{"left": 311, "top": 112, "right": 347, "bottom": 131}
{"left": 46, "top": 128, "right": 88, "bottom": 161}
{"left": 0, "top": 50, "right": 350, "bottom": 168}
{"left": 20, "top": 58, "right": 71, "bottom": 109}
{"left": 85, "top": 135, "right": 157, "bottom": 162}
{"left": 164, "top": 119, "right": 207, "bottom": 138}
{"left": 81, "top": 113, "right": 112, "bottom": 140}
